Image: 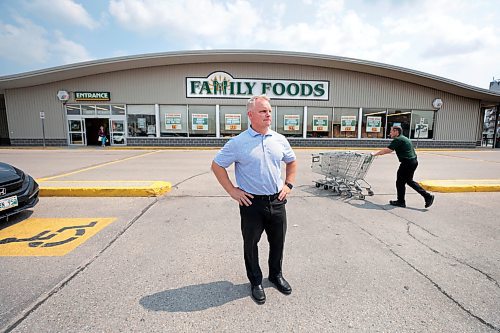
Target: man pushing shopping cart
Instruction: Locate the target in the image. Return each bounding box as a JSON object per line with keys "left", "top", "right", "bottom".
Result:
{"left": 371, "top": 125, "right": 435, "bottom": 208}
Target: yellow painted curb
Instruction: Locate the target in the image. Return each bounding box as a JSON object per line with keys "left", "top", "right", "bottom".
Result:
{"left": 38, "top": 181, "right": 171, "bottom": 197}
{"left": 419, "top": 180, "right": 500, "bottom": 193}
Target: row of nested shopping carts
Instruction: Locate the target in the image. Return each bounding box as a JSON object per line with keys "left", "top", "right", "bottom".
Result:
{"left": 311, "top": 151, "right": 375, "bottom": 199}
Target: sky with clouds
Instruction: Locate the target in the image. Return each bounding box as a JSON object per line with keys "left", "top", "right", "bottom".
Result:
{"left": 0, "top": 0, "right": 499, "bottom": 89}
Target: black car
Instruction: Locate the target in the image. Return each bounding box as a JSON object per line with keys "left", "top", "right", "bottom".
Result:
{"left": 0, "top": 162, "right": 39, "bottom": 220}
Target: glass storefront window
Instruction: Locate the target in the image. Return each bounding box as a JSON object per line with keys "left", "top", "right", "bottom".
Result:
{"left": 82, "top": 105, "right": 96, "bottom": 115}
{"left": 96, "top": 105, "right": 111, "bottom": 115}
{"left": 70, "top": 133, "right": 84, "bottom": 144}
{"left": 220, "top": 106, "right": 247, "bottom": 137}
{"left": 410, "top": 110, "right": 435, "bottom": 139}
{"left": 188, "top": 105, "right": 216, "bottom": 137}
{"left": 333, "top": 107, "right": 358, "bottom": 138}
{"left": 111, "top": 105, "right": 126, "bottom": 115}
{"left": 66, "top": 104, "right": 81, "bottom": 115}
{"left": 386, "top": 109, "right": 411, "bottom": 138}
{"left": 127, "top": 105, "right": 156, "bottom": 137}
{"left": 307, "top": 107, "right": 333, "bottom": 138}
{"left": 362, "top": 108, "right": 386, "bottom": 138}
{"left": 277, "top": 106, "right": 303, "bottom": 137}
{"left": 160, "top": 105, "right": 188, "bottom": 137}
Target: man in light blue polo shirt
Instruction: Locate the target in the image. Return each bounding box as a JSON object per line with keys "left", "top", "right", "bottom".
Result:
{"left": 211, "top": 95, "right": 297, "bottom": 305}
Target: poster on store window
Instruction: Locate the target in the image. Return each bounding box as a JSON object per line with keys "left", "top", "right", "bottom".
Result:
{"left": 224, "top": 114, "right": 241, "bottom": 131}
{"left": 366, "top": 116, "right": 382, "bottom": 132}
{"left": 341, "top": 116, "right": 357, "bottom": 131}
{"left": 192, "top": 114, "right": 208, "bottom": 131}
{"left": 414, "top": 123, "right": 429, "bottom": 138}
{"left": 137, "top": 117, "right": 146, "bottom": 130}
{"left": 312, "top": 115, "right": 329, "bottom": 132}
{"left": 165, "top": 113, "right": 182, "bottom": 130}
{"left": 284, "top": 115, "right": 300, "bottom": 131}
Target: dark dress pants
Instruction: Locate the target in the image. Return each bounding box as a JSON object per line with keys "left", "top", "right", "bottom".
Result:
{"left": 396, "top": 158, "right": 430, "bottom": 203}
{"left": 239, "top": 196, "right": 287, "bottom": 286}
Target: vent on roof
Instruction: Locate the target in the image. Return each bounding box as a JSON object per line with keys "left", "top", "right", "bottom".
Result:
{"left": 489, "top": 78, "right": 500, "bottom": 92}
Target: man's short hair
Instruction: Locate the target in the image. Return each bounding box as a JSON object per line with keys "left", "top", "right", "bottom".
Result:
{"left": 391, "top": 125, "right": 402, "bottom": 136}
{"left": 247, "top": 94, "right": 270, "bottom": 112}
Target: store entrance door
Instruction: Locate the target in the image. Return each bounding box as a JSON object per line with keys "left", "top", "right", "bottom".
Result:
{"left": 85, "top": 118, "right": 109, "bottom": 146}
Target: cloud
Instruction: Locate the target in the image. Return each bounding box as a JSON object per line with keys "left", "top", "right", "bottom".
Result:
{"left": 378, "top": 0, "right": 500, "bottom": 87}
{"left": 52, "top": 31, "right": 93, "bottom": 64}
{"left": 0, "top": 16, "right": 50, "bottom": 64}
{"left": 0, "top": 16, "right": 92, "bottom": 72}
{"left": 109, "top": 0, "right": 260, "bottom": 42}
{"left": 24, "top": 0, "right": 96, "bottom": 29}
{"left": 1, "top": 0, "right": 498, "bottom": 87}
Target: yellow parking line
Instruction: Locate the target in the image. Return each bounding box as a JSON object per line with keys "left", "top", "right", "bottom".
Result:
{"left": 37, "top": 150, "right": 161, "bottom": 182}
{"left": 421, "top": 151, "right": 500, "bottom": 163}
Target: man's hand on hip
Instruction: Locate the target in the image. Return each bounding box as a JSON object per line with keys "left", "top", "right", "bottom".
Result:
{"left": 229, "top": 187, "right": 254, "bottom": 206}
{"left": 278, "top": 185, "right": 291, "bottom": 201}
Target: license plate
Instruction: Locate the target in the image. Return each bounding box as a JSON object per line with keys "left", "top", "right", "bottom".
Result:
{"left": 0, "top": 195, "right": 18, "bottom": 212}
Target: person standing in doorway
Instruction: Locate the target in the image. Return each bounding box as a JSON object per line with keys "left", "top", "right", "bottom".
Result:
{"left": 98, "top": 126, "right": 107, "bottom": 147}
{"left": 211, "top": 95, "right": 297, "bottom": 304}
{"left": 372, "top": 125, "right": 434, "bottom": 208}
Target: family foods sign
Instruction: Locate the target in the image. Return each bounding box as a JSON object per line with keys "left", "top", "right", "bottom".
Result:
{"left": 187, "top": 72, "right": 329, "bottom": 100}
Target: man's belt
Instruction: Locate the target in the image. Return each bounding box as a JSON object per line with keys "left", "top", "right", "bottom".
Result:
{"left": 250, "top": 193, "right": 280, "bottom": 200}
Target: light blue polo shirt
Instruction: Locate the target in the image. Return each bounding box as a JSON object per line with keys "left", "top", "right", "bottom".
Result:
{"left": 214, "top": 127, "right": 296, "bottom": 195}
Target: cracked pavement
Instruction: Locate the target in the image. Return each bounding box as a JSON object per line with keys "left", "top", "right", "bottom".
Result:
{"left": 0, "top": 148, "right": 499, "bottom": 332}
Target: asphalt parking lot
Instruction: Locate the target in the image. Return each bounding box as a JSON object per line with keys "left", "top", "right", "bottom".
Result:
{"left": 0, "top": 148, "right": 499, "bottom": 332}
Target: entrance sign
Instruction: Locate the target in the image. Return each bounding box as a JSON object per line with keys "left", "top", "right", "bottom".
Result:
{"left": 312, "top": 115, "right": 329, "bottom": 131}
{"left": 74, "top": 92, "right": 110, "bottom": 101}
{"left": 366, "top": 116, "right": 382, "bottom": 132}
{"left": 224, "top": 114, "right": 241, "bottom": 131}
{"left": 192, "top": 114, "right": 208, "bottom": 130}
{"left": 165, "top": 113, "right": 182, "bottom": 130}
{"left": 341, "top": 116, "right": 357, "bottom": 131}
{"left": 187, "top": 71, "right": 329, "bottom": 100}
{"left": 284, "top": 115, "right": 300, "bottom": 131}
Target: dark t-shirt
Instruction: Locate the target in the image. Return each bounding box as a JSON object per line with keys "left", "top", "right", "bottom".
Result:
{"left": 388, "top": 135, "right": 416, "bottom": 162}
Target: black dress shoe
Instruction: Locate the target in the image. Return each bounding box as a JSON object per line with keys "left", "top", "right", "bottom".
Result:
{"left": 268, "top": 276, "right": 292, "bottom": 295}
{"left": 251, "top": 284, "right": 266, "bottom": 304}
{"left": 389, "top": 200, "right": 406, "bottom": 208}
{"left": 425, "top": 194, "right": 435, "bottom": 208}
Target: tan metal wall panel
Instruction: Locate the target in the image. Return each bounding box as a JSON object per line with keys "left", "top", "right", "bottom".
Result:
{"left": 0, "top": 95, "right": 8, "bottom": 139}
{"left": 433, "top": 96, "right": 478, "bottom": 141}
{"left": 4, "top": 62, "right": 481, "bottom": 141}
{"left": 5, "top": 86, "right": 67, "bottom": 139}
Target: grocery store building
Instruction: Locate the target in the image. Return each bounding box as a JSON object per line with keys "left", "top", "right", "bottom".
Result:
{"left": 1, "top": 50, "right": 499, "bottom": 148}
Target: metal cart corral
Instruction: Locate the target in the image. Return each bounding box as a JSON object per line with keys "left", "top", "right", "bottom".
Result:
{"left": 311, "top": 151, "right": 375, "bottom": 199}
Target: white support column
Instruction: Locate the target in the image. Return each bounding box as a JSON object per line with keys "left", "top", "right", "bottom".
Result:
{"left": 303, "top": 106, "right": 308, "bottom": 138}
{"left": 215, "top": 104, "right": 220, "bottom": 138}
{"left": 155, "top": 104, "right": 160, "bottom": 138}
{"left": 186, "top": 105, "right": 190, "bottom": 138}
{"left": 357, "top": 107, "right": 363, "bottom": 139}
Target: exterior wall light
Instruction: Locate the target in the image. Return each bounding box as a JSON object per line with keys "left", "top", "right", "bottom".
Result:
{"left": 432, "top": 98, "right": 443, "bottom": 109}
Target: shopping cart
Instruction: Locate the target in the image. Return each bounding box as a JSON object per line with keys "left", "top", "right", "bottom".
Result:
{"left": 311, "top": 151, "right": 375, "bottom": 199}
